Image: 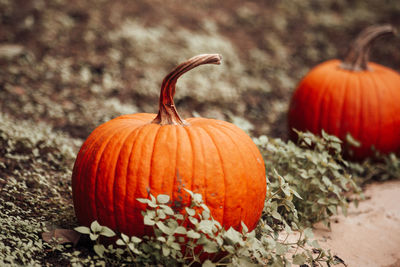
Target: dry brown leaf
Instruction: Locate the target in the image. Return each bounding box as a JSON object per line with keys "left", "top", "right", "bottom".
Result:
{"left": 42, "top": 229, "right": 81, "bottom": 246}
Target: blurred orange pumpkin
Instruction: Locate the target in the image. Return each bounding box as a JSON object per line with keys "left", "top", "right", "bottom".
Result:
{"left": 288, "top": 25, "right": 400, "bottom": 159}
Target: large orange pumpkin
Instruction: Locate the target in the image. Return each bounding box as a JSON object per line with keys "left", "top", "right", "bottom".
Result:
{"left": 288, "top": 25, "right": 400, "bottom": 159}
{"left": 72, "top": 54, "right": 266, "bottom": 237}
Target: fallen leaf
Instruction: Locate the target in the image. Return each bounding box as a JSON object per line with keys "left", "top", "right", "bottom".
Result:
{"left": 42, "top": 229, "right": 81, "bottom": 246}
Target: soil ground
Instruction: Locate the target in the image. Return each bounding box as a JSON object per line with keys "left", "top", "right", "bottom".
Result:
{"left": 314, "top": 180, "right": 400, "bottom": 267}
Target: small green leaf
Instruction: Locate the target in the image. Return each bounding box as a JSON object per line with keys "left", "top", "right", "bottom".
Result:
{"left": 292, "top": 253, "right": 307, "bottom": 265}
{"left": 202, "top": 210, "right": 210, "bottom": 220}
{"left": 187, "top": 230, "right": 201, "bottom": 239}
{"left": 202, "top": 259, "right": 216, "bottom": 267}
{"left": 157, "top": 194, "right": 170, "bottom": 204}
{"left": 174, "top": 226, "right": 187, "bottom": 235}
{"left": 160, "top": 205, "right": 175, "bottom": 215}
{"left": 271, "top": 209, "right": 282, "bottom": 220}
{"left": 93, "top": 244, "right": 105, "bottom": 257}
{"left": 174, "top": 214, "right": 184, "bottom": 221}
{"left": 156, "top": 209, "right": 166, "bottom": 219}
{"left": 185, "top": 207, "right": 196, "bottom": 216}
{"left": 203, "top": 242, "right": 219, "bottom": 253}
{"left": 346, "top": 133, "right": 361, "bottom": 147}
{"left": 90, "top": 220, "right": 102, "bottom": 233}
{"left": 99, "top": 226, "right": 115, "bottom": 237}
{"left": 74, "top": 226, "right": 91, "bottom": 235}
{"left": 189, "top": 215, "right": 199, "bottom": 225}
{"left": 241, "top": 221, "right": 248, "bottom": 234}
{"left": 328, "top": 205, "right": 337, "bottom": 215}
{"left": 275, "top": 242, "right": 288, "bottom": 255}
{"left": 131, "top": 236, "right": 142, "bottom": 243}
{"left": 136, "top": 198, "right": 150, "bottom": 204}
{"left": 121, "top": 233, "right": 129, "bottom": 243}
{"left": 193, "top": 193, "right": 202, "bottom": 204}
{"left": 197, "top": 220, "right": 214, "bottom": 234}
{"left": 89, "top": 233, "right": 99, "bottom": 241}
{"left": 183, "top": 188, "right": 194, "bottom": 197}
{"left": 200, "top": 203, "right": 210, "bottom": 213}
{"left": 144, "top": 216, "right": 155, "bottom": 226}
{"left": 224, "top": 227, "right": 241, "bottom": 245}
{"left": 128, "top": 243, "right": 136, "bottom": 252}
{"left": 157, "top": 236, "right": 166, "bottom": 242}
{"left": 322, "top": 176, "right": 332, "bottom": 187}
{"left": 156, "top": 221, "right": 174, "bottom": 235}
{"left": 116, "top": 239, "right": 125, "bottom": 246}
{"left": 170, "top": 242, "right": 181, "bottom": 251}
{"left": 162, "top": 245, "right": 171, "bottom": 256}
{"left": 290, "top": 188, "right": 303, "bottom": 199}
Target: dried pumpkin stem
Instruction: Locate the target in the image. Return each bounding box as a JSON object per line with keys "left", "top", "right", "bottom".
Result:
{"left": 341, "top": 25, "right": 396, "bottom": 71}
{"left": 152, "top": 54, "right": 222, "bottom": 125}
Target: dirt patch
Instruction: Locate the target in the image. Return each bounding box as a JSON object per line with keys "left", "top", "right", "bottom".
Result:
{"left": 314, "top": 180, "right": 400, "bottom": 267}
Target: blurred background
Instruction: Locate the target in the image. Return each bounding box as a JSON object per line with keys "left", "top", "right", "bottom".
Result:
{"left": 1, "top": 0, "right": 400, "bottom": 140}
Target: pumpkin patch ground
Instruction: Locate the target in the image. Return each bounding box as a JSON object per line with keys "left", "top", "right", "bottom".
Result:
{"left": 1, "top": 0, "right": 400, "bottom": 266}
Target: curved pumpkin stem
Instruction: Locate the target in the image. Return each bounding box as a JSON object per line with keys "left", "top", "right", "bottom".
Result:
{"left": 341, "top": 25, "right": 396, "bottom": 71}
{"left": 152, "top": 54, "right": 222, "bottom": 125}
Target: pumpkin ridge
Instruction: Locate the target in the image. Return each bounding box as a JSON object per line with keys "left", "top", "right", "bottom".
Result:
{"left": 92, "top": 124, "right": 133, "bottom": 226}
{"left": 153, "top": 127, "right": 184, "bottom": 208}
{"left": 372, "top": 72, "right": 399, "bottom": 152}
{"left": 146, "top": 125, "right": 163, "bottom": 200}
{"left": 108, "top": 126, "right": 141, "bottom": 230}
{"left": 330, "top": 71, "right": 351, "bottom": 136}
{"left": 212, "top": 122, "right": 265, "bottom": 177}
{"left": 198, "top": 124, "right": 227, "bottom": 225}
{"left": 128, "top": 124, "right": 161, "bottom": 236}
{"left": 77, "top": 122, "right": 132, "bottom": 225}
{"left": 336, "top": 71, "right": 351, "bottom": 138}
{"left": 209, "top": 122, "right": 267, "bottom": 228}
{"left": 173, "top": 125, "right": 196, "bottom": 209}
{"left": 295, "top": 63, "right": 335, "bottom": 134}
{"left": 72, "top": 127, "right": 108, "bottom": 223}
{"left": 93, "top": 125, "right": 130, "bottom": 227}
{"left": 317, "top": 71, "right": 340, "bottom": 135}
{"left": 330, "top": 70, "right": 348, "bottom": 135}
{"left": 171, "top": 126, "right": 180, "bottom": 206}
{"left": 190, "top": 125, "right": 211, "bottom": 213}
{"left": 313, "top": 69, "right": 337, "bottom": 133}
{"left": 196, "top": 127, "right": 208, "bottom": 210}
{"left": 182, "top": 124, "right": 196, "bottom": 196}
{"left": 293, "top": 65, "right": 329, "bottom": 134}
{"left": 207, "top": 124, "right": 248, "bottom": 226}
{"left": 369, "top": 73, "right": 384, "bottom": 151}
{"left": 113, "top": 125, "right": 144, "bottom": 232}
{"left": 183, "top": 124, "right": 210, "bottom": 213}
{"left": 73, "top": 122, "right": 122, "bottom": 204}
{"left": 352, "top": 74, "right": 362, "bottom": 143}
{"left": 121, "top": 125, "right": 148, "bottom": 234}
{"left": 357, "top": 73, "right": 374, "bottom": 154}
{"left": 197, "top": 125, "right": 214, "bottom": 217}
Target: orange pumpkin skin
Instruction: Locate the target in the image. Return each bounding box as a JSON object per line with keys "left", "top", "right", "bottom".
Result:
{"left": 288, "top": 26, "right": 400, "bottom": 159}
{"left": 72, "top": 55, "right": 266, "bottom": 238}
